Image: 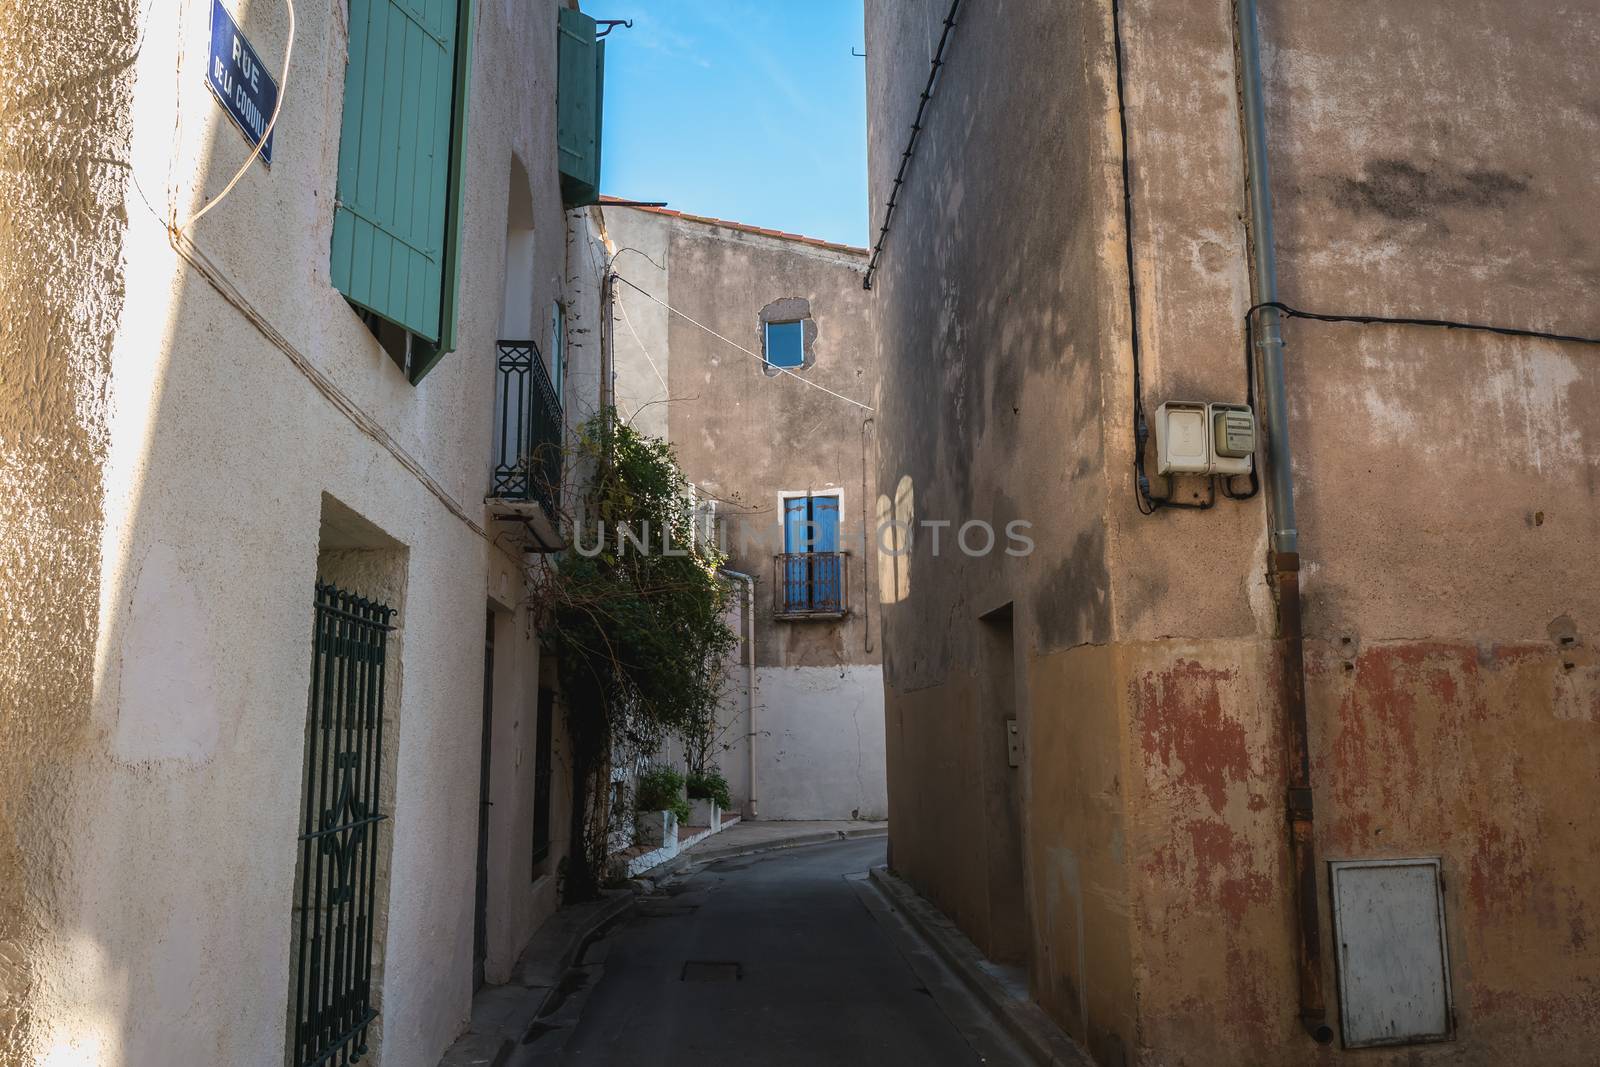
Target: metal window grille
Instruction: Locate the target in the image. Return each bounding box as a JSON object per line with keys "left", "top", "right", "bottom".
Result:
{"left": 291, "top": 582, "right": 394, "bottom": 1067}
{"left": 531, "top": 688, "right": 555, "bottom": 872}
{"left": 491, "top": 340, "right": 563, "bottom": 518}
{"left": 774, "top": 552, "right": 847, "bottom": 615}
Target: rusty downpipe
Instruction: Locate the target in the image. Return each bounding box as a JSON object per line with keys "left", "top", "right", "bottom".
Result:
{"left": 1234, "top": 0, "right": 1333, "bottom": 1044}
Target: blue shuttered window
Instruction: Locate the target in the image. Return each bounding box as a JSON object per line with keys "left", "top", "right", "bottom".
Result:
{"left": 781, "top": 495, "right": 843, "bottom": 614}
{"left": 331, "top": 0, "right": 472, "bottom": 381}
{"left": 783, "top": 495, "right": 839, "bottom": 554}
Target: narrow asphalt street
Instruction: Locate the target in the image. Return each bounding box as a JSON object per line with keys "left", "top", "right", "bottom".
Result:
{"left": 539, "top": 838, "right": 1026, "bottom": 1066}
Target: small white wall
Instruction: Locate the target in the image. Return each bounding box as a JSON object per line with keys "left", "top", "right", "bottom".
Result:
{"left": 749, "top": 665, "right": 887, "bottom": 821}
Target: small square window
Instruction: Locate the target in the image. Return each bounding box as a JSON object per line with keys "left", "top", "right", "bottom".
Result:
{"left": 764, "top": 321, "right": 805, "bottom": 368}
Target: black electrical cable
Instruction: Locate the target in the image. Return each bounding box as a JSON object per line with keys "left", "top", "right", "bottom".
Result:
{"left": 1251, "top": 301, "right": 1600, "bottom": 349}
{"left": 1223, "top": 300, "right": 1600, "bottom": 501}
{"left": 1111, "top": 0, "right": 1214, "bottom": 514}
{"left": 862, "top": 0, "right": 962, "bottom": 291}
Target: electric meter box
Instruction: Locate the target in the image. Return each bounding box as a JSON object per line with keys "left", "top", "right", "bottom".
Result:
{"left": 1155, "top": 402, "right": 1210, "bottom": 474}
{"left": 1208, "top": 403, "right": 1256, "bottom": 476}
{"left": 1155, "top": 401, "right": 1257, "bottom": 476}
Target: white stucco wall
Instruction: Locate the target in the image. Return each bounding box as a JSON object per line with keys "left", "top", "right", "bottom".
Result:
{"left": 603, "top": 206, "right": 672, "bottom": 438}
{"left": 747, "top": 666, "right": 888, "bottom": 821}
{"left": 14, "top": 1, "right": 596, "bottom": 1065}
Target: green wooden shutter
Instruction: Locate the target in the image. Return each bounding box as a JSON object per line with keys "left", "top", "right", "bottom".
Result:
{"left": 557, "top": 7, "right": 604, "bottom": 207}
{"left": 331, "top": 0, "right": 467, "bottom": 350}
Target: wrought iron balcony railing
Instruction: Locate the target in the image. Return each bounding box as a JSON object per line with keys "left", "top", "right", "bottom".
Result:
{"left": 774, "top": 551, "right": 848, "bottom": 617}
{"left": 491, "top": 339, "right": 563, "bottom": 522}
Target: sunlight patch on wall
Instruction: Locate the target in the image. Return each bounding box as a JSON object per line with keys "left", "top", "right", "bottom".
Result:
{"left": 877, "top": 473, "right": 914, "bottom": 605}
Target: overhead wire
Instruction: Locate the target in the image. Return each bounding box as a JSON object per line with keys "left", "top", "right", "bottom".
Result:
{"left": 1224, "top": 301, "right": 1600, "bottom": 500}
{"left": 616, "top": 289, "right": 671, "bottom": 398}
{"left": 1249, "top": 301, "right": 1600, "bottom": 349}
{"left": 613, "top": 274, "right": 876, "bottom": 412}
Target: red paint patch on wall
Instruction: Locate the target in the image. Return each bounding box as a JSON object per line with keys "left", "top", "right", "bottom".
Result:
{"left": 1135, "top": 659, "right": 1249, "bottom": 814}
{"left": 1143, "top": 817, "right": 1274, "bottom": 928}
{"left": 1320, "top": 642, "right": 1488, "bottom": 849}
{"left": 1470, "top": 822, "right": 1535, "bottom": 913}
{"left": 1469, "top": 986, "right": 1599, "bottom": 1029}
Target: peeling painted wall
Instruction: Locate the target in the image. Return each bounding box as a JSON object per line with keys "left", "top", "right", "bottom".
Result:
{"left": 867, "top": 0, "right": 1600, "bottom": 1063}
{"left": 608, "top": 206, "right": 886, "bottom": 821}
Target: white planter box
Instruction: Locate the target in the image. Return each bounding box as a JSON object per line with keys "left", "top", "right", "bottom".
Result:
{"left": 634, "top": 810, "right": 677, "bottom": 849}
{"left": 687, "top": 798, "right": 721, "bottom": 831}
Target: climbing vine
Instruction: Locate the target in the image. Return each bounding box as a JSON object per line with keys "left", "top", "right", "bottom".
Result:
{"left": 531, "top": 412, "right": 736, "bottom": 901}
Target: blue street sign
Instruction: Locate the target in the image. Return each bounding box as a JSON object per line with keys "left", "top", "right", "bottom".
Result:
{"left": 206, "top": 0, "right": 277, "bottom": 165}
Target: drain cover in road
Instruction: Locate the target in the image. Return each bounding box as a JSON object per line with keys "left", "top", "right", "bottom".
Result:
{"left": 680, "top": 960, "right": 742, "bottom": 982}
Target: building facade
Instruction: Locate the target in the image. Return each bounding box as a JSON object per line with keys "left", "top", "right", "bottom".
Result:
{"left": 866, "top": 1, "right": 1600, "bottom": 1064}
{"left": 606, "top": 203, "right": 887, "bottom": 822}
{"left": 0, "top": 1, "right": 611, "bottom": 1064}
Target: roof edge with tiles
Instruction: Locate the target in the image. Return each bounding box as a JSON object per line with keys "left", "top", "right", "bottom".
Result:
{"left": 599, "top": 196, "right": 869, "bottom": 258}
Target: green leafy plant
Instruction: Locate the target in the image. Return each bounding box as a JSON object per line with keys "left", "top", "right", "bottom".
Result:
{"left": 635, "top": 765, "right": 690, "bottom": 824}
{"left": 532, "top": 412, "right": 737, "bottom": 901}
{"left": 686, "top": 768, "right": 731, "bottom": 811}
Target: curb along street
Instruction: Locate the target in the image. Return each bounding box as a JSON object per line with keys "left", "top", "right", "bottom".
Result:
{"left": 438, "top": 890, "right": 635, "bottom": 1067}
{"left": 635, "top": 822, "right": 891, "bottom": 885}
{"left": 869, "top": 866, "right": 1093, "bottom": 1067}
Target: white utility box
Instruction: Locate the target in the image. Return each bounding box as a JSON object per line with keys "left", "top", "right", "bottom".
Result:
{"left": 1329, "top": 858, "right": 1454, "bottom": 1048}
{"left": 1155, "top": 401, "right": 1210, "bottom": 474}
{"left": 1207, "top": 403, "right": 1256, "bottom": 476}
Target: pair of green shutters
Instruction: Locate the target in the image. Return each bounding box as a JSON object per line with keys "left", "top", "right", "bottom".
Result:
{"left": 330, "top": 2, "right": 604, "bottom": 383}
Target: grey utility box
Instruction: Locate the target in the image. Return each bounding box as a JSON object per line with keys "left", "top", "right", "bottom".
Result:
{"left": 1329, "top": 858, "right": 1455, "bottom": 1048}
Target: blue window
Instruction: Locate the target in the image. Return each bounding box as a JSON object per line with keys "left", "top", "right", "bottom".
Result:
{"left": 783, "top": 494, "right": 839, "bottom": 553}
{"left": 780, "top": 495, "right": 843, "bottom": 614}
{"left": 764, "top": 320, "right": 805, "bottom": 368}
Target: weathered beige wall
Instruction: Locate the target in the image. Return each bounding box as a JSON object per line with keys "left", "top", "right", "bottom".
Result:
{"left": 0, "top": 3, "right": 138, "bottom": 1061}
{"left": 866, "top": 0, "right": 1131, "bottom": 1053}
{"left": 867, "top": 0, "right": 1600, "bottom": 1063}
{"left": 1, "top": 0, "right": 598, "bottom": 1063}
{"left": 609, "top": 206, "right": 886, "bottom": 820}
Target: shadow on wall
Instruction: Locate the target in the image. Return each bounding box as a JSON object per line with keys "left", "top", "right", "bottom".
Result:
{"left": 22, "top": 1, "right": 424, "bottom": 1061}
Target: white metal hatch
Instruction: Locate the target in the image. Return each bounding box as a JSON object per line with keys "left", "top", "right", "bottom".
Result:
{"left": 1329, "top": 857, "right": 1455, "bottom": 1049}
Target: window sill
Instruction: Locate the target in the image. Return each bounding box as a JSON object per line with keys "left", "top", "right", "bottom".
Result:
{"left": 773, "top": 609, "right": 849, "bottom": 622}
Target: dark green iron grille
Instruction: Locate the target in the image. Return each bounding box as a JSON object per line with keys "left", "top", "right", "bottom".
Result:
{"left": 292, "top": 582, "right": 394, "bottom": 1067}
{"left": 491, "top": 339, "right": 563, "bottom": 519}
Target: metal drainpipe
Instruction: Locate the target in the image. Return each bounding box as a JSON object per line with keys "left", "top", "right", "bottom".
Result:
{"left": 1235, "top": 0, "right": 1332, "bottom": 1044}
{"left": 721, "top": 568, "right": 759, "bottom": 819}
{"left": 860, "top": 416, "right": 875, "bottom": 655}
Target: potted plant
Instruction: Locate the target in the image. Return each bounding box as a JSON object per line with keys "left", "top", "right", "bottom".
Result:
{"left": 633, "top": 765, "right": 689, "bottom": 848}
{"left": 686, "top": 768, "right": 731, "bottom": 831}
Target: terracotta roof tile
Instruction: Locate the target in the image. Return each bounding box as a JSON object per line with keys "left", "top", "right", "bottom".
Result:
{"left": 599, "top": 196, "right": 868, "bottom": 257}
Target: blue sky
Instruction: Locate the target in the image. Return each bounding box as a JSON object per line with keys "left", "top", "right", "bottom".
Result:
{"left": 599, "top": 1, "right": 870, "bottom": 248}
